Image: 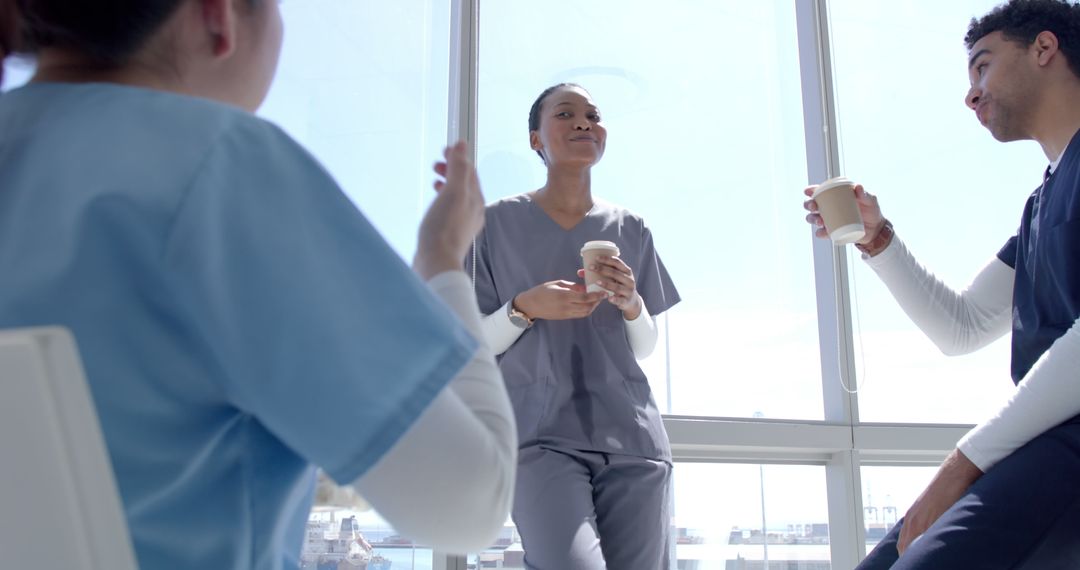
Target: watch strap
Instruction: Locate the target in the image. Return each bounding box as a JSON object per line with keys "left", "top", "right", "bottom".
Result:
{"left": 507, "top": 300, "right": 534, "bottom": 329}
{"left": 855, "top": 219, "right": 894, "bottom": 257}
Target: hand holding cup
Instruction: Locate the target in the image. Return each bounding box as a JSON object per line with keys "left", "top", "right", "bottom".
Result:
{"left": 579, "top": 241, "right": 642, "bottom": 320}
{"left": 803, "top": 179, "right": 887, "bottom": 246}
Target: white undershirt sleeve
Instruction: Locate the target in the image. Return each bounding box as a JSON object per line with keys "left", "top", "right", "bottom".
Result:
{"left": 624, "top": 302, "right": 658, "bottom": 359}
{"left": 958, "top": 317, "right": 1080, "bottom": 472}
{"left": 352, "top": 271, "right": 516, "bottom": 554}
{"left": 865, "top": 236, "right": 1080, "bottom": 473}
{"left": 480, "top": 301, "right": 525, "bottom": 356}
{"left": 863, "top": 237, "right": 1014, "bottom": 355}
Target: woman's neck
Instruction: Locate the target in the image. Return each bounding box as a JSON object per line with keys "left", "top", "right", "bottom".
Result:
{"left": 535, "top": 167, "right": 593, "bottom": 214}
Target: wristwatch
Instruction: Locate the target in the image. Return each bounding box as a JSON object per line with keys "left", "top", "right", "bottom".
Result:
{"left": 507, "top": 300, "right": 534, "bottom": 330}
{"left": 855, "top": 219, "right": 894, "bottom": 257}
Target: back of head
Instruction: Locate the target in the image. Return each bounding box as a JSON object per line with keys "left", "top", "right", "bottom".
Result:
{"left": 0, "top": 0, "right": 184, "bottom": 83}
{"left": 966, "top": 0, "right": 1080, "bottom": 79}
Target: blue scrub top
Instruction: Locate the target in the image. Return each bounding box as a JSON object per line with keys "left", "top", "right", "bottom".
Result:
{"left": 0, "top": 83, "right": 476, "bottom": 569}
{"left": 997, "top": 128, "right": 1080, "bottom": 384}
{"left": 468, "top": 194, "right": 680, "bottom": 461}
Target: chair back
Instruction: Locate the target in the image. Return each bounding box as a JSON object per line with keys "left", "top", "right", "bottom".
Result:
{"left": 0, "top": 327, "right": 138, "bottom": 569}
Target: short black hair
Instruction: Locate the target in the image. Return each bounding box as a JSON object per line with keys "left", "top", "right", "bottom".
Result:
{"left": 965, "top": 0, "right": 1080, "bottom": 79}
{"left": 527, "top": 83, "right": 588, "bottom": 162}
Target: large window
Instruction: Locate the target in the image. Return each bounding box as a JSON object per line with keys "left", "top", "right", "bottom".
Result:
{"left": 859, "top": 466, "right": 936, "bottom": 550}
{"left": 674, "top": 463, "right": 831, "bottom": 569}
{"left": 477, "top": 0, "right": 822, "bottom": 421}
{"left": 259, "top": 2, "right": 452, "bottom": 569}
{"left": 260, "top": 0, "right": 451, "bottom": 258}
{"left": 4, "top": 0, "right": 1054, "bottom": 567}
{"left": 828, "top": 0, "right": 1046, "bottom": 423}
{"left": 305, "top": 507, "right": 435, "bottom": 570}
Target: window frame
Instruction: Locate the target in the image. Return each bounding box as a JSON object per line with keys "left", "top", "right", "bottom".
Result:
{"left": 440, "top": 0, "right": 974, "bottom": 567}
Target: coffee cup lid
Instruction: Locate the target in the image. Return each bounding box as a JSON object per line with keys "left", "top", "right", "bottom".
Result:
{"left": 581, "top": 240, "right": 620, "bottom": 255}
{"left": 811, "top": 176, "right": 855, "bottom": 198}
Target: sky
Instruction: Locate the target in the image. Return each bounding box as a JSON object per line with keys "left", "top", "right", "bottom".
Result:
{"left": 2, "top": 0, "right": 1053, "bottom": 558}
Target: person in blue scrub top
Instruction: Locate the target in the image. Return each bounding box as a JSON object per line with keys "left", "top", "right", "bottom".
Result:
{"left": 803, "top": 1, "right": 1080, "bottom": 567}
{"left": 0, "top": 1, "right": 517, "bottom": 569}
{"left": 468, "top": 83, "right": 681, "bottom": 570}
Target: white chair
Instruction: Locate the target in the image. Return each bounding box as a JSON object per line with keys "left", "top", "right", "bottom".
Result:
{"left": 0, "top": 327, "right": 138, "bottom": 569}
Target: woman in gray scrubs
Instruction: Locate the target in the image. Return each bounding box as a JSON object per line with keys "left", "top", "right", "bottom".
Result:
{"left": 469, "top": 83, "right": 681, "bottom": 570}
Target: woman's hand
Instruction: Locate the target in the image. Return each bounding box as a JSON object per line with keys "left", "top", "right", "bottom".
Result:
{"left": 580, "top": 255, "right": 643, "bottom": 320}
{"left": 414, "top": 141, "right": 485, "bottom": 280}
{"left": 803, "top": 183, "right": 887, "bottom": 246}
{"left": 514, "top": 281, "right": 608, "bottom": 321}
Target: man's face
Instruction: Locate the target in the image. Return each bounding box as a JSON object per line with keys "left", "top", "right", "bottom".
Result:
{"left": 965, "top": 31, "right": 1040, "bottom": 142}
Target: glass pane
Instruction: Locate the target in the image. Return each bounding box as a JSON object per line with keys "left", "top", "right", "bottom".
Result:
{"left": 828, "top": 0, "right": 1045, "bottom": 423}
{"left": 478, "top": 0, "right": 821, "bottom": 420}
{"left": 1, "top": 55, "right": 35, "bottom": 92}
{"left": 467, "top": 519, "right": 519, "bottom": 569}
{"left": 674, "top": 463, "right": 831, "bottom": 569}
{"left": 261, "top": 4, "right": 449, "bottom": 567}
{"left": 860, "top": 466, "right": 936, "bottom": 551}
{"left": 259, "top": 0, "right": 450, "bottom": 259}
{"left": 467, "top": 463, "right": 831, "bottom": 569}
{"left": 306, "top": 507, "right": 433, "bottom": 570}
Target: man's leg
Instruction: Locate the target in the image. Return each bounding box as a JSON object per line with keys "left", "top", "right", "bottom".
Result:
{"left": 858, "top": 521, "right": 902, "bottom": 569}
{"left": 857, "top": 419, "right": 1080, "bottom": 569}
{"left": 512, "top": 445, "right": 607, "bottom": 570}
{"left": 592, "top": 453, "right": 672, "bottom": 570}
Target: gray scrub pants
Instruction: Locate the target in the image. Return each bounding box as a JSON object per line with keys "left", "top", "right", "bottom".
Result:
{"left": 512, "top": 444, "right": 672, "bottom": 570}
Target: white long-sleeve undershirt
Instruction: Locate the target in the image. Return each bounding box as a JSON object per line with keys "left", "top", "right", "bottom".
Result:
{"left": 352, "top": 270, "right": 516, "bottom": 554}
{"left": 862, "top": 237, "right": 1013, "bottom": 356}
{"left": 480, "top": 298, "right": 659, "bottom": 358}
{"left": 864, "top": 237, "right": 1080, "bottom": 472}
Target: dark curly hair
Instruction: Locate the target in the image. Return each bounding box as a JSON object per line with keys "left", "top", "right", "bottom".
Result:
{"left": 965, "top": 0, "right": 1080, "bottom": 79}
{"left": 527, "top": 82, "right": 588, "bottom": 163}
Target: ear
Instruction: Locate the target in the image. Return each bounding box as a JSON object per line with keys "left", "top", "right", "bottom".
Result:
{"left": 529, "top": 130, "right": 543, "bottom": 151}
{"left": 201, "top": 0, "right": 238, "bottom": 58}
{"left": 1032, "top": 30, "right": 1060, "bottom": 68}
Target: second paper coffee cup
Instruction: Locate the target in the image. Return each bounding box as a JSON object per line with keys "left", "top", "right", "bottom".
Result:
{"left": 812, "top": 177, "right": 865, "bottom": 244}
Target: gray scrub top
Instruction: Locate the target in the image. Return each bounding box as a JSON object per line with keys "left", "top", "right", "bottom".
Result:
{"left": 469, "top": 193, "right": 681, "bottom": 461}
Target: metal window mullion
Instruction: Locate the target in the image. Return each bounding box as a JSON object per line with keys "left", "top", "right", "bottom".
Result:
{"left": 796, "top": 0, "right": 859, "bottom": 426}
{"left": 447, "top": 0, "right": 479, "bottom": 153}
{"left": 441, "top": 2, "right": 479, "bottom": 568}
{"left": 795, "top": 0, "right": 866, "bottom": 564}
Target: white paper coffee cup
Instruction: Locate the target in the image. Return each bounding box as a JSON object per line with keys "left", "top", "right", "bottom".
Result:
{"left": 581, "top": 240, "right": 620, "bottom": 295}
{"left": 812, "top": 176, "right": 865, "bottom": 244}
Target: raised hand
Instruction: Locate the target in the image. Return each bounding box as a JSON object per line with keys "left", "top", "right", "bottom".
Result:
{"left": 414, "top": 141, "right": 485, "bottom": 280}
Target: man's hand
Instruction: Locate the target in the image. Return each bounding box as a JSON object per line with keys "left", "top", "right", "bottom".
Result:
{"left": 803, "top": 183, "right": 887, "bottom": 244}
{"left": 898, "top": 449, "right": 984, "bottom": 555}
